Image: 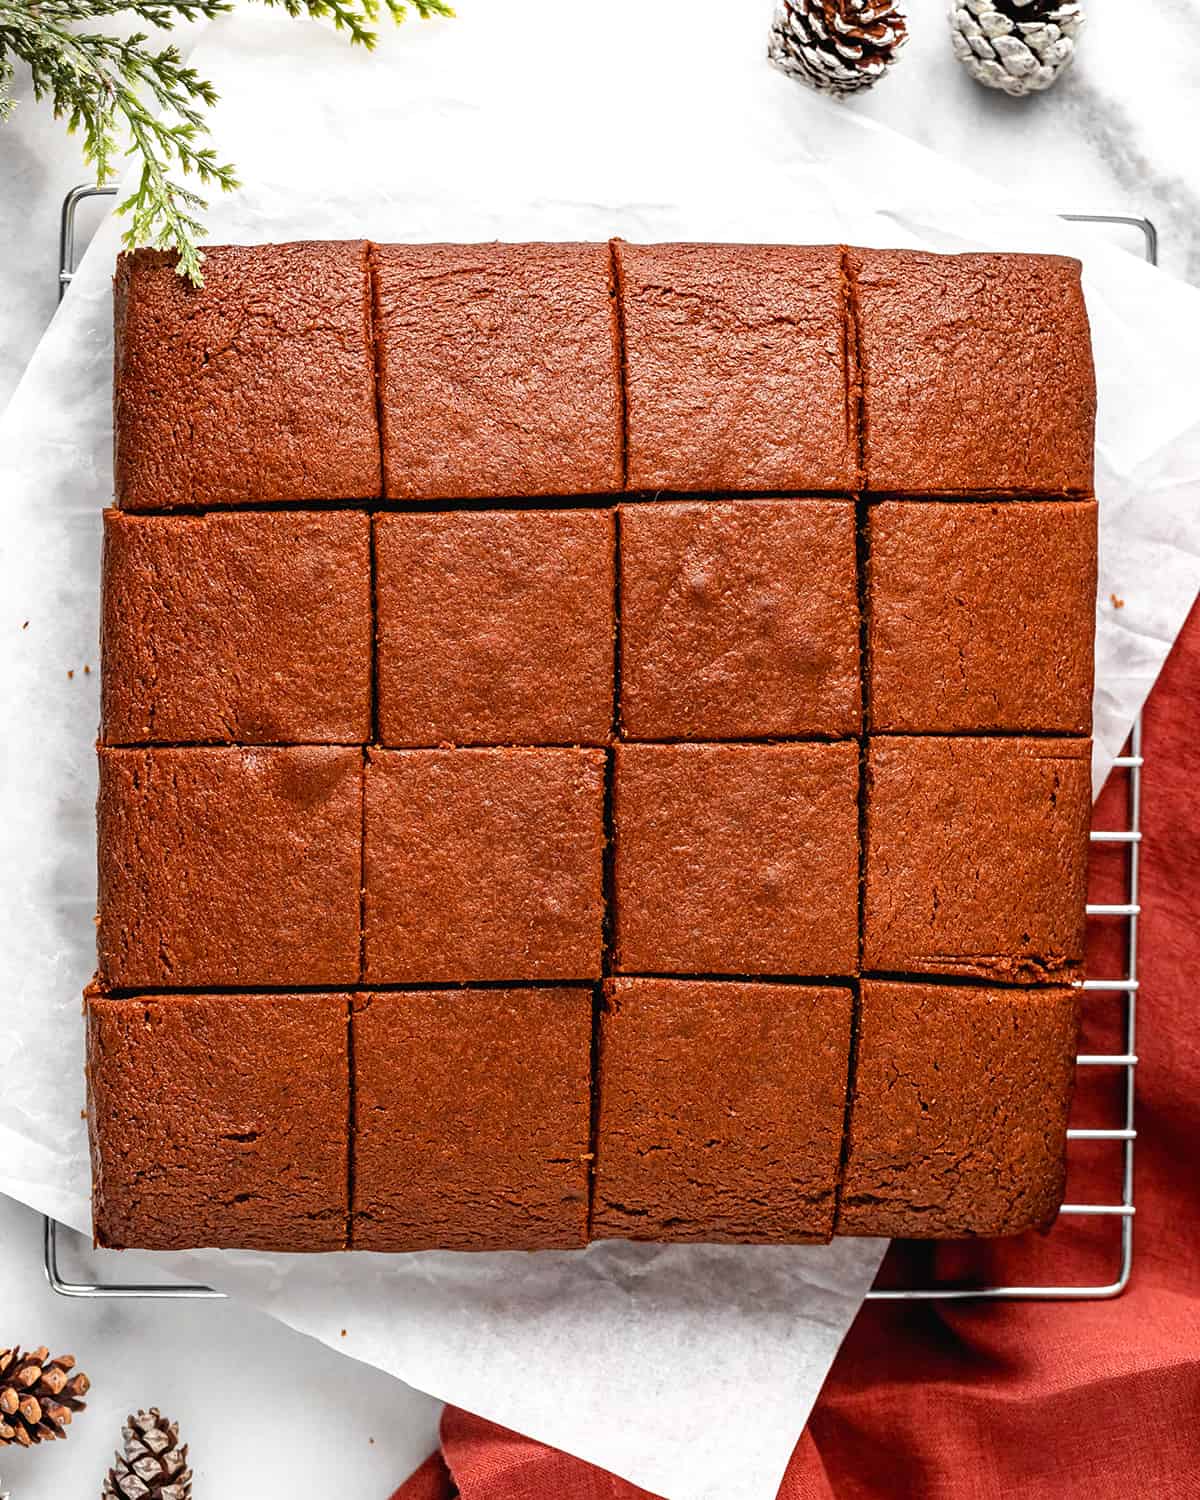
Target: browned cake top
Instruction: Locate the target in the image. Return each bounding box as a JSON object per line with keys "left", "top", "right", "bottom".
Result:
{"left": 850, "top": 249, "right": 1095, "bottom": 494}
{"left": 114, "top": 242, "right": 380, "bottom": 508}
{"left": 868, "top": 499, "right": 1098, "bottom": 733}
{"left": 101, "top": 509, "right": 372, "bottom": 744}
{"left": 618, "top": 498, "right": 861, "bottom": 740}
{"left": 373, "top": 242, "right": 623, "bottom": 500}
{"left": 87, "top": 990, "right": 350, "bottom": 1252}
{"left": 93, "top": 239, "right": 1098, "bottom": 1255}
{"left": 613, "top": 741, "right": 861, "bottom": 977}
{"left": 837, "top": 980, "right": 1079, "bottom": 1238}
{"left": 616, "top": 241, "right": 857, "bottom": 493}
{"left": 863, "top": 736, "right": 1092, "bottom": 983}
{"left": 352, "top": 988, "right": 592, "bottom": 1252}
{"left": 593, "top": 977, "right": 854, "bottom": 1244}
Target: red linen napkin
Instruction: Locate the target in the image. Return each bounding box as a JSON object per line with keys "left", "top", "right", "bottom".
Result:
{"left": 392, "top": 596, "right": 1200, "bottom": 1500}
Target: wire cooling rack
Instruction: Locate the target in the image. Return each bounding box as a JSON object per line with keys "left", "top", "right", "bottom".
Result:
{"left": 43, "top": 189, "right": 1150, "bottom": 1301}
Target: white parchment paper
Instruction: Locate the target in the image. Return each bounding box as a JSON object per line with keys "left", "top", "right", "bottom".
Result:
{"left": 2, "top": 4, "right": 1199, "bottom": 1498}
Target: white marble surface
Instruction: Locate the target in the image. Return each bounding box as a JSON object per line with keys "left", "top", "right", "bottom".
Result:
{"left": 0, "top": 1198, "right": 440, "bottom": 1500}
{"left": 2, "top": 3, "right": 1199, "bottom": 1496}
{"left": 3, "top": 0, "right": 1200, "bottom": 413}
{"left": 853, "top": 0, "right": 1200, "bottom": 283}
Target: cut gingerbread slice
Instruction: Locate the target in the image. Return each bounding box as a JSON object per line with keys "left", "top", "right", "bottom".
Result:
{"left": 352, "top": 987, "right": 592, "bottom": 1252}
{"left": 837, "top": 979, "right": 1079, "bottom": 1238}
{"left": 593, "top": 977, "right": 853, "bottom": 1243}
{"left": 87, "top": 990, "right": 350, "bottom": 1251}
{"left": 867, "top": 499, "right": 1097, "bottom": 733}
{"left": 618, "top": 497, "right": 860, "bottom": 740}
{"left": 114, "top": 242, "right": 380, "bottom": 508}
{"left": 97, "top": 746, "right": 362, "bottom": 988}
{"left": 850, "top": 249, "right": 1095, "bottom": 494}
{"left": 364, "top": 748, "right": 607, "bottom": 983}
{"left": 863, "top": 736, "right": 1091, "bottom": 983}
{"left": 375, "top": 509, "right": 615, "bottom": 747}
{"left": 101, "top": 509, "right": 372, "bottom": 744}
{"left": 373, "top": 243, "right": 623, "bottom": 500}
{"left": 613, "top": 741, "right": 860, "bottom": 976}
{"left": 616, "top": 242, "right": 857, "bottom": 493}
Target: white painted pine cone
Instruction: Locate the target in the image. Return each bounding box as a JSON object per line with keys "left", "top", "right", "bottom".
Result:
{"left": 950, "top": 0, "right": 1084, "bottom": 96}
{"left": 769, "top": 0, "right": 909, "bottom": 97}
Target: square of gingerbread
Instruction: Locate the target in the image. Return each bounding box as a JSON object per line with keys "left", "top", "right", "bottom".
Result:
{"left": 863, "top": 737, "right": 1091, "bottom": 983}
{"left": 87, "top": 990, "right": 349, "bottom": 1251}
{"left": 868, "top": 499, "right": 1097, "bottom": 733}
{"left": 373, "top": 243, "right": 622, "bottom": 500}
{"left": 593, "top": 978, "right": 853, "bottom": 1243}
{"left": 849, "top": 249, "right": 1095, "bottom": 494}
{"left": 613, "top": 742, "right": 859, "bottom": 975}
{"left": 616, "top": 242, "right": 856, "bottom": 493}
{"left": 376, "top": 509, "right": 615, "bottom": 747}
{"left": 837, "top": 980, "right": 1079, "bottom": 1238}
{"left": 114, "top": 243, "right": 380, "bottom": 509}
{"left": 97, "top": 747, "right": 362, "bottom": 988}
{"left": 618, "top": 498, "right": 860, "bottom": 739}
{"left": 364, "top": 748, "right": 606, "bottom": 983}
{"left": 101, "top": 510, "right": 372, "bottom": 744}
{"left": 352, "top": 987, "right": 592, "bottom": 1251}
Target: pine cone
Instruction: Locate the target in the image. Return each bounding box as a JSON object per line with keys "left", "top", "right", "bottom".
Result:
{"left": 769, "top": 0, "right": 908, "bottom": 96}
{"left": 0, "top": 1347, "right": 89, "bottom": 1447}
{"left": 950, "top": 0, "right": 1084, "bottom": 96}
{"left": 102, "top": 1409, "right": 192, "bottom": 1500}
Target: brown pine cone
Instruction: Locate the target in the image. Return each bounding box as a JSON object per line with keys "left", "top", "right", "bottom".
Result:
{"left": 102, "top": 1409, "right": 193, "bottom": 1500}
{"left": 768, "top": 0, "right": 908, "bottom": 96}
{"left": 0, "top": 1346, "right": 89, "bottom": 1447}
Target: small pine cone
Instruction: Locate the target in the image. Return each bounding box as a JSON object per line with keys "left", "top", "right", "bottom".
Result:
{"left": 769, "top": 0, "right": 908, "bottom": 96}
{"left": 0, "top": 1347, "right": 90, "bottom": 1447}
{"left": 950, "top": 0, "right": 1084, "bottom": 96}
{"left": 102, "top": 1409, "right": 193, "bottom": 1500}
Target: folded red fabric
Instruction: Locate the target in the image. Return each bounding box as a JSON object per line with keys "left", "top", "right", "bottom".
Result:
{"left": 392, "top": 597, "right": 1200, "bottom": 1500}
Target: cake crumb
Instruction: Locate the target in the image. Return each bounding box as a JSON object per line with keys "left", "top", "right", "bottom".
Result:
{"left": 67, "top": 669, "right": 74, "bottom": 679}
{"left": 1110, "top": 593, "right": 1125, "bottom": 609}
{"left": 84, "top": 663, "right": 92, "bottom": 674}
{"left": 340, "top": 1328, "right": 347, "bottom": 1337}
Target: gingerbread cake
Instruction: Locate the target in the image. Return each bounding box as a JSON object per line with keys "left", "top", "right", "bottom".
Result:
{"left": 87, "top": 990, "right": 350, "bottom": 1251}
{"left": 90, "top": 239, "right": 1098, "bottom": 1253}
{"left": 593, "top": 978, "right": 854, "bottom": 1243}
{"left": 101, "top": 509, "right": 372, "bottom": 744}
{"left": 352, "top": 987, "right": 592, "bottom": 1252}
{"left": 618, "top": 498, "right": 860, "bottom": 740}
{"left": 837, "top": 980, "right": 1079, "bottom": 1238}
{"left": 114, "top": 242, "right": 380, "bottom": 509}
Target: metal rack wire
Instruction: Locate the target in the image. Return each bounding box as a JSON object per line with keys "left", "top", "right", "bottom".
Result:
{"left": 43, "top": 191, "right": 1151, "bottom": 1301}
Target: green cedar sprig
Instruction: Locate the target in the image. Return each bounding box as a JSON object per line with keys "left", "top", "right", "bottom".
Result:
{"left": 0, "top": 0, "right": 453, "bottom": 284}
